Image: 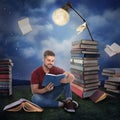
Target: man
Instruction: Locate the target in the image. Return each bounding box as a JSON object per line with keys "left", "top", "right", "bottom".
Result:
{"left": 30, "top": 50, "right": 78, "bottom": 112}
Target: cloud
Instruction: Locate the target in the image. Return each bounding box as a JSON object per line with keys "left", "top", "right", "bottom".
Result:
{"left": 104, "top": 8, "right": 120, "bottom": 24}
{"left": 21, "top": 47, "right": 36, "bottom": 58}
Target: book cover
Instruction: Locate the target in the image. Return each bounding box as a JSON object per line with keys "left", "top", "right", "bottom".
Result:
{"left": 42, "top": 73, "right": 66, "bottom": 86}
{"left": 89, "top": 89, "right": 107, "bottom": 103}
{"left": 3, "top": 98, "right": 43, "bottom": 112}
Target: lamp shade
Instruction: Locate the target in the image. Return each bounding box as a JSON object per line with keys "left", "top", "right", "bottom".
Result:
{"left": 52, "top": 8, "right": 70, "bottom": 26}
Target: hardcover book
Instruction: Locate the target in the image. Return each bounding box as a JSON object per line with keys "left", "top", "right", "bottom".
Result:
{"left": 42, "top": 73, "right": 66, "bottom": 86}
{"left": 102, "top": 68, "right": 120, "bottom": 74}
{"left": 107, "top": 76, "right": 120, "bottom": 81}
{"left": 3, "top": 98, "right": 43, "bottom": 112}
{"left": 70, "top": 64, "right": 99, "bottom": 71}
{"left": 89, "top": 89, "right": 107, "bottom": 103}
{"left": 70, "top": 57, "right": 98, "bottom": 65}
{"left": 72, "top": 39, "right": 98, "bottom": 45}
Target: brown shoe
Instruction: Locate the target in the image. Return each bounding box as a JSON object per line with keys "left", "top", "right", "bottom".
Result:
{"left": 64, "top": 100, "right": 78, "bottom": 112}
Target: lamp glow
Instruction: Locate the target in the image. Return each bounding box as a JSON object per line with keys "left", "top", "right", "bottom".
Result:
{"left": 52, "top": 8, "right": 70, "bottom": 26}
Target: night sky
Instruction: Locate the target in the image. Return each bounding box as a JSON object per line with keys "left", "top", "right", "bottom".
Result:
{"left": 0, "top": 0, "right": 120, "bottom": 81}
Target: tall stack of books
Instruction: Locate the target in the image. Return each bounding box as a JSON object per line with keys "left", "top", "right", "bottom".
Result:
{"left": 102, "top": 68, "right": 120, "bottom": 94}
{"left": 70, "top": 39, "right": 100, "bottom": 98}
{"left": 0, "top": 59, "right": 13, "bottom": 96}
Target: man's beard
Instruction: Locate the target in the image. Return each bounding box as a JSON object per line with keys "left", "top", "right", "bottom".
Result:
{"left": 44, "top": 64, "right": 53, "bottom": 70}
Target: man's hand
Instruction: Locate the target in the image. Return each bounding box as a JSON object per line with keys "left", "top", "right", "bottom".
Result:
{"left": 60, "top": 78, "right": 71, "bottom": 83}
{"left": 45, "top": 82, "right": 54, "bottom": 92}
{"left": 60, "top": 72, "right": 75, "bottom": 83}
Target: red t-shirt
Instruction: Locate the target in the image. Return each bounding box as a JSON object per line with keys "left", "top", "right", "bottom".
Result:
{"left": 30, "top": 66, "right": 65, "bottom": 88}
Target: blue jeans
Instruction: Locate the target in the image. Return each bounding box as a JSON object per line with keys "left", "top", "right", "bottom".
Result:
{"left": 31, "top": 83, "right": 72, "bottom": 108}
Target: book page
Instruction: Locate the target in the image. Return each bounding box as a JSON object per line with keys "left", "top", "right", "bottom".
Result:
{"left": 3, "top": 98, "right": 43, "bottom": 112}
{"left": 104, "top": 45, "right": 116, "bottom": 57}
{"left": 18, "top": 18, "right": 32, "bottom": 35}
{"left": 42, "top": 74, "right": 65, "bottom": 86}
{"left": 23, "top": 102, "right": 43, "bottom": 112}
{"left": 3, "top": 98, "right": 27, "bottom": 110}
{"left": 76, "top": 22, "right": 86, "bottom": 34}
{"left": 110, "top": 43, "right": 120, "bottom": 53}
{"left": 6, "top": 104, "right": 23, "bottom": 112}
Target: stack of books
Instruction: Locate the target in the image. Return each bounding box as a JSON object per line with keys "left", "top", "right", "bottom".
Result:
{"left": 102, "top": 68, "right": 120, "bottom": 94}
{"left": 70, "top": 39, "right": 100, "bottom": 98}
{"left": 0, "top": 59, "right": 13, "bottom": 96}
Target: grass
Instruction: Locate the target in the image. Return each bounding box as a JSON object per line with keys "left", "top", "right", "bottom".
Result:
{"left": 0, "top": 85, "right": 120, "bottom": 120}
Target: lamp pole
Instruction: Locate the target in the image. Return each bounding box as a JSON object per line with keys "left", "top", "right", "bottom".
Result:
{"left": 66, "top": 2, "right": 94, "bottom": 41}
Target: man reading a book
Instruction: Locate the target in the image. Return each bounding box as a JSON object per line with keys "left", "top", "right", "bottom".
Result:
{"left": 30, "top": 50, "right": 78, "bottom": 112}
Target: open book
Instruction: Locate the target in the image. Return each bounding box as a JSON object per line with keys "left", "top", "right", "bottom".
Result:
{"left": 42, "top": 73, "right": 66, "bottom": 86}
{"left": 104, "top": 43, "right": 120, "bottom": 57}
{"left": 3, "top": 98, "right": 43, "bottom": 112}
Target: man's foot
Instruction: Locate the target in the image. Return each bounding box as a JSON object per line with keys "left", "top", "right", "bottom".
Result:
{"left": 63, "top": 100, "right": 78, "bottom": 112}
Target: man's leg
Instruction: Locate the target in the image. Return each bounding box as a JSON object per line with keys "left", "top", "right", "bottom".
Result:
{"left": 31, "top": 84, "right": 66, "bottom": 108}
{"left": 31, "top": 94, "right": 59, "bottom": 107}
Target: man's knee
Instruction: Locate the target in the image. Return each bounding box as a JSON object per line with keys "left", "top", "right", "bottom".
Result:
{"left": 31, "top": 94, "right": 43, "bottom": 103}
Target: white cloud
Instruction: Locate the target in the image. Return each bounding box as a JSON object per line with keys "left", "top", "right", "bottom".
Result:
{"left": 88, "top": 15, "right": 108, "bottom": 29}
{"left": 104, "top": 8, "right": 120, "bottom": 24}
{"left": 24, "top": 20, "right": 53, "bottom": 44}
{"left": 21, "top": 47, "right": 36, "bottom": 58}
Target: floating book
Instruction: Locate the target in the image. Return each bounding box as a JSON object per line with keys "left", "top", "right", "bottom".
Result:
{"left": 42, "top": 73, "right": 66, "bottom": 86}
{"left": 18, "top": 18, "right": 32, "bottom": 35}
{"left": 89, "top": 89, "right": 107, "bottom": 103}
{"left": 3, "top": 98, "right": 43, "bottom": 112}
{"left": 76, "top": 22, "right": 86, "bottom": 34}
{"left": 104, "top": 43, "right": 120, "bottom": 57}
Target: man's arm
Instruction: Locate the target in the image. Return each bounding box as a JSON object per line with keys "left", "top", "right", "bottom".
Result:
{"left": 60, "top": 71, "right": 75, "bottom": 83}
{"left": 31, "top": 83, "right": 54, "bottom": 94}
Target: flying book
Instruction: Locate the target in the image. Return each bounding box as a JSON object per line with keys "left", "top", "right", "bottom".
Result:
{"left": 104, "top": 43, "right": 120, "bottom": 57}
{"left": 42, "top": 73, "right": 66, "bottom": 86}
{"left": 89, "top": 89, "right": 107, "bottom": 103}
{"left": 3, "top": 98, "right": 43, "bottom": 112}
{"left": 18, "top": 17, "right": 32, "bottom": 35}
{"left": 76, "top": 22, "right": 86, "bottom": 34}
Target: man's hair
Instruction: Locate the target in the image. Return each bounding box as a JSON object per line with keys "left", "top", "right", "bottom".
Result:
{"left": 43, "top": 50, "right": 55, "bottom": 57}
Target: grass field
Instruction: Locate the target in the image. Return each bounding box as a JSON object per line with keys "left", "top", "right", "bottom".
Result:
{"left": 0, "top": 85, "right": 120, "bottom": 120}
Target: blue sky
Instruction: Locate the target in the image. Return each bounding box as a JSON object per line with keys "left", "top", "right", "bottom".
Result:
{"left": 0, "top": 0, "right": 120, "bottom": 80}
